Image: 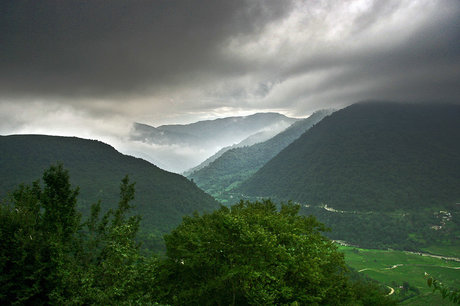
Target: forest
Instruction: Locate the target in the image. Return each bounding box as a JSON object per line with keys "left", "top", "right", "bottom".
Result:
{"left": 0, "top": 165, "right": 396, "bottom": 305}
{"left": 0, "top": 134, "right": 219, "bottom": 252}
{"left": 240, "top": 103, "right": 460, "bottom": 212}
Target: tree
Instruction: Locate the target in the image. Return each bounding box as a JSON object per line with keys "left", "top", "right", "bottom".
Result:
{"left": 0, "top": 164, "right": 81, "bottom": 304}
{"left": 0, "top": 164, "right": 160, "bottom": 305}
{"left": 67, "top": 176, "right": 159, "bottom": 305}
{"left": 160, "top": 199, "right": 355, "bottom": 305}
{"left": 0, "top": 165, "right": 394, "bottom": 304}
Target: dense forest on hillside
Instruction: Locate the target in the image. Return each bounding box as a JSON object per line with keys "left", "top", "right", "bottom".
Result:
{"left": 0, "top": 135, "right": 218, "bottom": 250}
{"left": 302, "top": 206, "right": 460, "bottom": 251}
{"left": 230, "top": 193, "right": 460, "bottom": 252}
{"left": 235, "top": 102, "right": 460, "bottom": 251}
{"left": 0, "top": 166, "right": 395, "bottom": 304}
{"left": 188, "top": 110, "right": 332, "bottom": 200}
{"left": 240, "top": 102, "right": 460, "bottom": 212}
{"left": 183, "top": 127, "right": 288, "bottom": 177}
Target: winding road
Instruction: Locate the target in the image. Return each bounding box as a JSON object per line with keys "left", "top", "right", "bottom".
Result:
{"left": 386, "top": 286, "right": 395, "bottom": 296}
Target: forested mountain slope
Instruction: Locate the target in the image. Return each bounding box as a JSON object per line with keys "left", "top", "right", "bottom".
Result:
{"left": 183, "top": 127, "right": 289, "bottom": 176}
{"left": 0, "top": 135, "right": 219, "bottom": 234}
{"left": 237, "top": 102, "right": 460, "bottom": 250}
{"left": 239, "top": 102, "right": 460, "bottom": 212}
{"left": 188, "top": 110, "right": 333, "bottom": 199}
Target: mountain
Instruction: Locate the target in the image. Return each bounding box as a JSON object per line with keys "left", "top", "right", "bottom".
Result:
{"left": 183, "top": 126, "right": 290, "bottom": 176}
{"left": 239, "top": 102, "right": 460, "bottom": 211}
{"left": 128, "top": 113, "right": 298, "bottom": 173}
{"left": 187, "top": 110, "right": 333, "bottom": 200}
{"left": 0, "top": 135, "right": 219, "bottom": 240}
{"left": 237, "top": 102, "right": 460, "bottom": 250}
{"left": 132, "top": 112, "right": 297, "bottom": 147}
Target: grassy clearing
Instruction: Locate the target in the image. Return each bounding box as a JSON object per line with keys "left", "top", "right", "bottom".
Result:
{"left": 339, "top": 245, "right": 460, "bottom": 305}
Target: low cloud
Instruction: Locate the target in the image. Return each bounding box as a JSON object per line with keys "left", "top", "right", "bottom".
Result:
{"left": 120, "top": 140, "right": 215, "bottom": 174}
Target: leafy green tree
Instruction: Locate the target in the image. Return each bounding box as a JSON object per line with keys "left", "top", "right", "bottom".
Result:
{"left": 160, "top": 200, "right": 355, "bottom": 305}
{"left": 0, "top": 164, "right": 81, "bottom": 304}
{"left": 0, "top": 164, "right": 160, "bottom": 305}
{"left": 66, "top": 176, "right": 159, "bottom": 305}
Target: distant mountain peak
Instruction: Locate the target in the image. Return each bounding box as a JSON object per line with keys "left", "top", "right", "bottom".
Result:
{"left": 128, "top": 112, "right": 299, "bottom": 173}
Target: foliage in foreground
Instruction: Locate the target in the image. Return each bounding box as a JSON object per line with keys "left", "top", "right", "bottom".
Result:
{"left": 160, "top": 200, "right": 395, "bottom": 305}
{"left": 1, "top": 165, "right": 394, "bottom": 305}
{"left": 0, "top": 164, "right": 158, "bottom": 304}
{"left": 426, "top": 273, "right": 460, "bottom": 305}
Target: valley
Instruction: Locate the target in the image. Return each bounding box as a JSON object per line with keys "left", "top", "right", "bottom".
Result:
{"left": 1, "top": 101, "right": 459, "bottom": 304}
{"left": 187, "top": 109, "right": 333, "bottom": 195}
{"left": 185, "top": 101, "right": 460, "bottom": 304}
{"left": 2, "top": 102, "right": 459, "bottom": 257}
{"left": 340, "top": 245, "right": 460, "bottom": 305}
{"left": 2, "top": 1, "right": 459, "bottom": 303}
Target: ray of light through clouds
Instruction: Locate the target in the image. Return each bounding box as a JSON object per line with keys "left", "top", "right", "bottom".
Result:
{"left": 1, "top": 0, "right": 459, "bottom": 172}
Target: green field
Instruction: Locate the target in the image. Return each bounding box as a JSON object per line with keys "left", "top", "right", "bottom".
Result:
{"left": 422, "top": 245, "right": 460, "bottom": 259}
{"left": 339, "top": 245, "right": 460, "bottom": 305}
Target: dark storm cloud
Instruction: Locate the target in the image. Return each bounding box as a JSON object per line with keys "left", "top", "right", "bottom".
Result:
{"left": 1, "top": 0, "right": 460, "bottom": 170}
{"left": 253, "top": 0, "right": 460, "bottom": 115}
{"left": 1, "top": 0, "right": 459, "bottom": 109}
{"left": 0, "top": 0, "right": 294, "bottom": 98}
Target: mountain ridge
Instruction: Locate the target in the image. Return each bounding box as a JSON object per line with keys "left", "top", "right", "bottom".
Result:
{"left": 233, "top": 102, "right": 460, "bottom": 250}
{"left": 128, "top": 112, "right": 299, "bottom": 173}
{"left": 0, "top": 134, "right": 219, "bottom": 238}
{"left": 187, "top": 109, "right": 333, "bottom": 200}
{"left": 132, "top": 112, "right": 298, "bottom": 146}
{"left": 238, "top": 102, "right": 460, "bottom": 211}
{"left": 183, "top": 124, "right": 294, "bottom": 176}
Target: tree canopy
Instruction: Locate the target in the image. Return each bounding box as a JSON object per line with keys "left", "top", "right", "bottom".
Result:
{"left": 160, "top": 200, "right": 391, "bottom": 305}
{"left": 0, "top": 164, "right": 158, "bottom": 304}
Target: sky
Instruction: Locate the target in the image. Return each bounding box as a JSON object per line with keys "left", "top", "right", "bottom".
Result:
{"left": 1, "top": 0, "right": 460, "bottom": 171}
